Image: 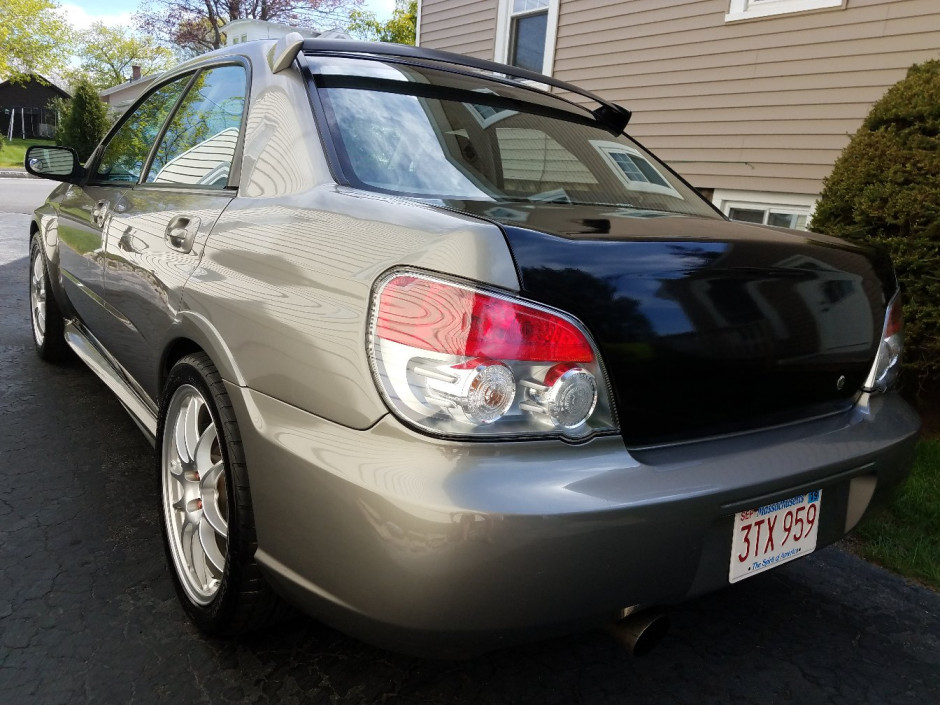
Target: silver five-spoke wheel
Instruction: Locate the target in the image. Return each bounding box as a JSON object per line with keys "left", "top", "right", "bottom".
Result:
{"left": 161, "top": 384, "right": 229, "bottom": 605}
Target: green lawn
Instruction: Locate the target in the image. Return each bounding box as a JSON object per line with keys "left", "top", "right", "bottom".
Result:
{"left": 0, "top": 137, "right": 54, "bottom": 168}
{"left": 852, "top": 435, "right": 940, "bottom": 590}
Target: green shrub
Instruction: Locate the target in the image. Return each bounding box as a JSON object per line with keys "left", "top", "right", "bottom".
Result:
{"left": 812, "top": 60, "right": 940, "bottom": 402}
{"left": 55, "top": 79, "right": 109, "bottom": 162}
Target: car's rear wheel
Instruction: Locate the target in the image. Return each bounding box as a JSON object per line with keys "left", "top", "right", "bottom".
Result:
{"left": 29, "top": 235, "right": 69, "bottom": 361}
{"left": 158, "top": 352, "right": 287, "bottom": 635}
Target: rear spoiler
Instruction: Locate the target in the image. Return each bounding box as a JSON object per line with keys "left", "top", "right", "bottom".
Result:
{"left": 271, "top": 34, "right": 632, "bottom": 134}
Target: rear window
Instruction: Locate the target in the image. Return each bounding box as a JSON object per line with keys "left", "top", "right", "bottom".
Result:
{"left": 308, "top": 57, "right": 718, "bottom": 218}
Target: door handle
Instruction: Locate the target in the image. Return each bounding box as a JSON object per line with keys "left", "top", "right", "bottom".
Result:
{"left": 164, "top": 216, "right": 201, "bottom": 254}
{"left": 92, "top": 199, "right": 110, "bottom": 227}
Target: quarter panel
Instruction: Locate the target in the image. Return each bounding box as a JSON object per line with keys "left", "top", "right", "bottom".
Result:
{"left": 239, "top": 62, "right": 334, "bottom": 197}
{"left": 184, "top": 186, "right": 517, "bottom": 429}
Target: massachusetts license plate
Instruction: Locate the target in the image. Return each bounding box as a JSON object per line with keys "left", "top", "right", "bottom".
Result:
{"left": 729, "top": 490, "right": 822, "bottom": 583}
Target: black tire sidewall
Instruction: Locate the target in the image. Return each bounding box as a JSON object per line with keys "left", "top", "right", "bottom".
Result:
{"left": 156, "top": 354, "right": 252, "bottom": 634}
{"left": 29, "top": 235, "right": 66, "bottom": 360}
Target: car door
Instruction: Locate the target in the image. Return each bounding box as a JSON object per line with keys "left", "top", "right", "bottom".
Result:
{"left": 56, "top": 75, "right": 194, "bottom": 344}
{"left": 52, "top": 180, "right": 121, "bottom": 334}
{"left": 95, "top": 63, "right": 249, "bottom": 402}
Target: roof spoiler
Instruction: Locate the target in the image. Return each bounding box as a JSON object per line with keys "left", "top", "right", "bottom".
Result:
{"left": 270, "top": 32, "right": 306, "bottom": 74}
{"left": 295, "top": 39, "right": 633, "bottom": 134}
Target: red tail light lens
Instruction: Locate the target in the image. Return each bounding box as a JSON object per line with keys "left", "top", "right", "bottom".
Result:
{"left": 368, "top": 271, "right": 616, "bottom": 439}
{"left": 376, "top": 276, "right": 595, "bottom": 362}
{"left": 884, "top": 296, "right": 903, "bottom": 338}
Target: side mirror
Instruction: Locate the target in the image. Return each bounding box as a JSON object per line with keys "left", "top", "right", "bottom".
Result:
{"left": 24, "top": 145, "right": 84, "bottom": 183}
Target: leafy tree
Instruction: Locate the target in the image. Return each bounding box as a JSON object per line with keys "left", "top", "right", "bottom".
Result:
{"left": 348, "top": 0, "right": 417, "bottom": 45}
{"left": 135, "top": 0, "right": 363, "bottom": 55}
{"left": 812, "top": 59, "right": 940, "bottom": 401}
{"left": 0, "top": 0, "right": 72, "bottom": 82}
{"left": 56, "top": 79, "right": 110, "bottom": 162}
{"left": 68, "top": 23, "right": 176, "bottom": 92}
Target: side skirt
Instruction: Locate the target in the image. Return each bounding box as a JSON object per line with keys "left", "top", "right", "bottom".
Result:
{"left": 63, "top": 320, "right": 159, "bottom": 446}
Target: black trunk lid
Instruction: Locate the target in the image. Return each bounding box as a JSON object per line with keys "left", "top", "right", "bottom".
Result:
{"left": 444, "top": 202, "right": 896, "bottom": 446}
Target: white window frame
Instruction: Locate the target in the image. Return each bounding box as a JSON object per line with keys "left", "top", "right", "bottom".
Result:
{"left": 725, "top": 203, "right": 810, "bottom": 230}
{"left": 591, "top": 140, "right": 683, "bottom": 199}
{"left": 415, "top": 0, "right": 422, "bottom": 46}
{"left": 725, "top": 0, "right": 846, "bottom": 23}
{"left": 494, "top": 0, "right": 560, "bottom": 77}
{"left": 715, "top": 191, "right": 814, "bottom": 230}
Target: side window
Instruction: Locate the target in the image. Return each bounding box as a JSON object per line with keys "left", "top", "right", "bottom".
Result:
{"left": 145, "top": 65, "right": 247, "bottom": 188}
{"left": 509, "top": 0, "right": 549, "bottom": 72}
{"left": 496, "top": 0, "right": 560, "bottom": 75}
{"left": 95, "top": 77, "right": 190, "bottom": 183}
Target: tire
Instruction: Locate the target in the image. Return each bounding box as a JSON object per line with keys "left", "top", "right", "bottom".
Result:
{"left": 29, "top": 234, "right": 69, "bottom": 362}
{"left": 157, "top": 352, "right": 288, "bottom": 635}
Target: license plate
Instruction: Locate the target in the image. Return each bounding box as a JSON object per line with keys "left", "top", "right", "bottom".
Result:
{"left": 729, "top": 490, "right": 822, "bottom": 583}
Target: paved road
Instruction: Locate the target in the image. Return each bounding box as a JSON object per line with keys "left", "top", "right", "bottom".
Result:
{"left": 1, "top": 209, "right": 938, "bottom": 704}
{"left": 0, "top": 177, "right": 57, "bottom": 214}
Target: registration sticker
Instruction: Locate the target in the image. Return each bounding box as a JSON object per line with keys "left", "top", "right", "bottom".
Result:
{"left": 729, "top": 490, "right": 822, "bottom": 583}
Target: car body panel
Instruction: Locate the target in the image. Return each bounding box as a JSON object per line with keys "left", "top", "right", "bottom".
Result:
{"left": 96, "top": 187, "right": 233, "bottom": 400}
{"left": 182, "top": 186, "right": 518, "bottom": 430}
{"left": 51, "top": 183, "right": 121, "bottom": 332}
{"left": 441, "top": 202, "right": 894, "bottom": 445}
{"left": 31, "top": 187, "right": 71, "bottom": 312}
{"left": 238, "top": 71, "right": 335, "bottom": 197}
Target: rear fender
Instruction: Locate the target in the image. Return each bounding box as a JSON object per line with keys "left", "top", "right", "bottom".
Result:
{"left": 159, "top": 310, "right": 247, "bottom": 394}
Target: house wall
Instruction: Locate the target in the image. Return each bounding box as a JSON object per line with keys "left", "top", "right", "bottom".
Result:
{"left": 0, "top": 76, "right": 70, "bottom": 139}
{"left": 222, "top": 19, "right": 319, "bottom": 46}
{"left": 100, "top": 78, "right": 158, "bottom": 114}
{"left": 418, "top": 0, "right": 940, "bottom": 199}
{"left": 419, "top": 0, "right": 499, "bottom": 59}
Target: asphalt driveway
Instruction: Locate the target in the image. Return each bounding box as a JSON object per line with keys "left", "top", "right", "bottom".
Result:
{"left": 1, "top": 207, "right": 938, "bottom": 705}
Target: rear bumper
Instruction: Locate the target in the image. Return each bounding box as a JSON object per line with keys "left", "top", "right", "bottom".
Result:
{"left": 227, "top": 384, "right": 919, "bottom": 656}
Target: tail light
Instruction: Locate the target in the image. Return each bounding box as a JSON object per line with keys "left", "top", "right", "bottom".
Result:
{"left": 863, "top": 293, "right": 903, "bottom": 393}
{"left": 368, "top": 271, "right": 617, "bottom": 439}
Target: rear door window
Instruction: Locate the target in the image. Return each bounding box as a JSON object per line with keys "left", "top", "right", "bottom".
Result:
{"left": 145, "top": 65, "right": 247, "bottom": 188}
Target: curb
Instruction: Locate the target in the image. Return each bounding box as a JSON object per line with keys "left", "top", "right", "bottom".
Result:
{"left": 0, "top": 170, "right": 35, "bottom": 180}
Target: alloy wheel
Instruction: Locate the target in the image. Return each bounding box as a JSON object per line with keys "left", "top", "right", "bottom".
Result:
{"left": 161, "top": 385, "right": 229, "bottom": 605}
{"left": 30, "top": 253, "right": 46, "bottom": 346}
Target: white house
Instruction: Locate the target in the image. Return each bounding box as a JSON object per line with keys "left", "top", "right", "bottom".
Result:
{"left": 221, "top": 18, "right": 320, "bottom": 46}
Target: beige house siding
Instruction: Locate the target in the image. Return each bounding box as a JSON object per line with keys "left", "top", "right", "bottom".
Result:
{"left": 418, "top": 0, "right": 940, "bottom": 196}
{"left": 553, "top": 0, "right": 940, "bottom": 194}
{"left": 419, "top": 0, "right": 498, "bottom": 60}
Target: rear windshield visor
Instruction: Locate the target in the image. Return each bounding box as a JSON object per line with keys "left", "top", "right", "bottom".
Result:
{"left": 307, "top": 59, "right": 719, "bottom": 218}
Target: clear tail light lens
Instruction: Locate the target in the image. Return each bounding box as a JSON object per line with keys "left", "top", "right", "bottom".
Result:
{"left": 368, "top": 271, "right": 617, "bottom": 439}
{"left": 863, "top": 293, "right": 903, "bottom": 393}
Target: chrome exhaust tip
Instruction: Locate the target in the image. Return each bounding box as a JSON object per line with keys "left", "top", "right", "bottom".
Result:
{"left": 605, "top": 611, "right": 670, "bottom": 656}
